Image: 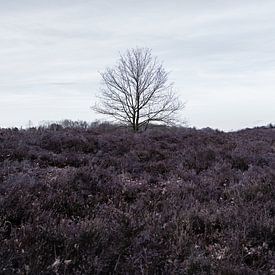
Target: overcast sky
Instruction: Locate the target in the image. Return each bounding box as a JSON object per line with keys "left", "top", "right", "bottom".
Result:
{"left": 0, "top": 0, "right": 274, "bottom": 130}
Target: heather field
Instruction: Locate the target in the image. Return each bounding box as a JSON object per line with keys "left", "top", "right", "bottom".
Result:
{"left": 0, "top": 123, "right": 274, "bottom": 274}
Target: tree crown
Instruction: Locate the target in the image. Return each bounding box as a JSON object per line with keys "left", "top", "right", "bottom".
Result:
{"left": 92, "top": 47, "right": 183, "bottom": 131}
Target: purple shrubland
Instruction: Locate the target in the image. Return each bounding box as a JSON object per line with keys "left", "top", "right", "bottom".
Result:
{"left": 0, "top": 123, "right": 274, "bottom": 273}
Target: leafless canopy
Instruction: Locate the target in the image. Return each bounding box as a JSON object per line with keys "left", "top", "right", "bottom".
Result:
{"left": 92, "top": 47, "right": 183, "bottom": 131}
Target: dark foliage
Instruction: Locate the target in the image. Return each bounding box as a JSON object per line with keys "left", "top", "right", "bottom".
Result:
{"left": 0, "top": 123, "right": 274, "bottom": 274}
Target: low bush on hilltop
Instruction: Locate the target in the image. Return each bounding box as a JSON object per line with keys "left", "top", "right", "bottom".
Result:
{"left": 0, "top": 123, "right": 274, "bottom": 274}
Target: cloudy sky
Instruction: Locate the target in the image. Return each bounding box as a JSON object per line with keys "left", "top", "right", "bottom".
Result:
{"left": 0, "top": 0, "right": 274, "bottom": 130}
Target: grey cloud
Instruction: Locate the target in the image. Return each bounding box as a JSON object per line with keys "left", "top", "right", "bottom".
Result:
{"left": 0, "top": 0, "right": 274, "bottom": 129}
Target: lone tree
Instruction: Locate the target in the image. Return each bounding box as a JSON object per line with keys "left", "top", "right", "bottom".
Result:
{"left": 92, "top": 47, "right": 183, "bottom": 131}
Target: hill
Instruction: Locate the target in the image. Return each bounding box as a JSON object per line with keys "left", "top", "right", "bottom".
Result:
{"left": 0, "top": 124, "right": 274, "bottom": 274}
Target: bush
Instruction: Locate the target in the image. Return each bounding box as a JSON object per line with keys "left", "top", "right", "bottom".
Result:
{"left": 0, "top": 123, "right": 274, "bottom": 273}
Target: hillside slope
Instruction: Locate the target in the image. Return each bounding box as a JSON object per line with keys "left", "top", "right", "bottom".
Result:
{"left": 0, "top": 124, "right": 274, "bottom": 274}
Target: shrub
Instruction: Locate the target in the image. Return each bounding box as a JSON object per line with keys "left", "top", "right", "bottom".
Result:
{"left": 0, "top": 123, "right": 274, "bottom": 273}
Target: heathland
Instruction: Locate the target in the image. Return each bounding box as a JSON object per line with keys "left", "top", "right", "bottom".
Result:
{"left": 0, "top": 123, "right": 274, "bottom": 274}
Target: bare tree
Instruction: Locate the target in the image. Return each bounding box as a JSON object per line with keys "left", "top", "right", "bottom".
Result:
{"left": 92, "top": 47, "right": 184, "bottom": 132}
